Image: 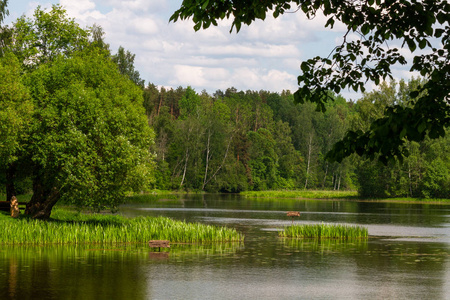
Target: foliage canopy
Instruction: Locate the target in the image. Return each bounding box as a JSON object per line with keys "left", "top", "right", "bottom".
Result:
{"left": 0, "top": 5, "right": 155, "bottom": 218}
{"left": 171, "top": 0, "right": 450, "bottom": 164}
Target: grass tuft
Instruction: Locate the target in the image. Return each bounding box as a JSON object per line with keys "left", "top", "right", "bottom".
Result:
{"left": 279, "top": 223, "right": 368, "bottom": 240}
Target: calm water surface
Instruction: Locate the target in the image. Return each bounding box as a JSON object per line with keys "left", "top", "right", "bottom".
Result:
{"left": 1, "top": 194, "right": 449, "bottom": 299}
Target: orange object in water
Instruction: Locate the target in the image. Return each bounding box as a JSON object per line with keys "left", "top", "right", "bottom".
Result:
{"left": 286, "top": 211, "right": 300, "bottom": 224}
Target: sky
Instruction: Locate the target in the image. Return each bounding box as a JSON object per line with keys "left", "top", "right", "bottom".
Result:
{"left": 3, "top": 0, "right": 419, "bottom": 100}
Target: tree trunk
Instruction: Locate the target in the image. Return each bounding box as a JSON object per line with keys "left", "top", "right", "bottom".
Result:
{"left": 408, "top": 162, "right": 413, "bottom": 197}
{"left": 157, "top": 94, "right": 163, "bottom": 116}
{"left": 304, "top": 134, "right": 313, "bottom": 189}
{"left": 6, "top": 163, "right": 17, "bottom": 202}
{"left": 180, "top": 148, "right": 189, "bottom": 188}
{"left": 25, "top": 181, "right": 60, "bottom": 220}
{"left": 202, "top": 129, "right": 212, "bottom": 190}
{"left": 337, "top": 171, "right": 341, "bottom": 191}
{"left": 322, "top": 162, "right": 328, "bottom": 188}
{"left": 202, "top": 133, "right": 233, "bottom": 190}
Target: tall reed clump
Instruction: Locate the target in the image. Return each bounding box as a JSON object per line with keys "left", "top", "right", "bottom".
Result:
{"left": 279, "top": 223, "right": 368, "bottom": 240}
{"left": 0, "top": 209, "right": 244, "bottom": 245}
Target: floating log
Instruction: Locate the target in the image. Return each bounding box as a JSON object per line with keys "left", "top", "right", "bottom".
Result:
{"left": 148, "top": 240, "right": 170, "bottom": 251}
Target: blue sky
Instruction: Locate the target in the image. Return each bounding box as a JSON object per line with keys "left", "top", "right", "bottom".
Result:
{"left": 3, "top": 1, "right": 419, "bottom": 100}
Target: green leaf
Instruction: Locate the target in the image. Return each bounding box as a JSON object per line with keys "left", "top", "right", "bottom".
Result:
{"left": 361, "top": 23, "right": 370, "bottom": 35}
{"left": 418, "top": 39, "right": 427, "bottom": 49}
{"left": 300, "top": 62, "right": 310, "bottom": 72}
{"left": 436, "top": 12, "right": 446, "bottom": 24}
{"left": 399, "top": 127, "right": 407, "bottom": 139}
{"left": 201, "top": 0, "right": 209, "bottom": 10}
{"left": 325, "top": 17, "right": 335, "bottom": 28}
{"left": 435, "top": 28, "right": 444, "bottom": 38}
{"left": 406, "top": 39, "right": 416, "bottom": 52}
{"left": 417, "top": 121, "right": 427, "bottom": 133}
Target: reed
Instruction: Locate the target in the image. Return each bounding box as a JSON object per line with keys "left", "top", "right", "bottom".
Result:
{"left": 241, "top": 190, "right": 358, "bottom": 199}
{"left": 279, "top": 223, "right": 368, "bottom": 240}
{"left": 0, "top": 209, "right": 244, "bottom": 245}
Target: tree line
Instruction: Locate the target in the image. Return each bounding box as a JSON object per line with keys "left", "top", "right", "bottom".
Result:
{"left": 142, "top": 80, "right": 449, "bottom": 198}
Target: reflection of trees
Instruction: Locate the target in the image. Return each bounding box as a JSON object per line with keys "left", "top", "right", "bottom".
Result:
{"left": 0, "top": 246, "right": 149, "bottom": 299}
{"left": 8, "top": 258, "right": 18, "bottom": 299}
{"left": 0, "top": 242, "right": 246, "bottom": 298}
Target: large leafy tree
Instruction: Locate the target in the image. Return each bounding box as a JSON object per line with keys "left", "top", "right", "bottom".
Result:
{"left": 0, "top": 6, "right": 155, "bottom": 219}
{"left": 23, "top": 48, "right": 154, "bottom": 219}
{"left": 171, "top": 0, "right": 449, "bottom": 164}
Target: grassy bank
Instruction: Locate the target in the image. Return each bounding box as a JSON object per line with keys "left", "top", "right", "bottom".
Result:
{"left": 279, "top": 223, "right": 368, "bottom": 240}
{"left": 0, "top": 209, "right": 244, "bottom": 245}
{"left": 241, "top": 190, "right": 358, "bottom": 199}
{"left": 241, "top": 190, "right": 450, "bottom": 203}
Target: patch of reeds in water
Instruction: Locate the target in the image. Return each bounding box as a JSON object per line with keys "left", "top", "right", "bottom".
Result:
{"left": 0, "top": 209, "right": 244, "bottom": 245}
{"left": 279, "top": 223, "right": 368, "bottom": 240}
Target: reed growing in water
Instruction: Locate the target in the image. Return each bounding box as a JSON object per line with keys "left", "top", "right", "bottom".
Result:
{"left": 0, "top": 209, "right": 244, "bottom": 245}
{"left": 279, "top": 223, "right": 368, "bottom": 240}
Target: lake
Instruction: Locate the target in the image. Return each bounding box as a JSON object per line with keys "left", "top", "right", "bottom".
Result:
{"left": 1, "top": 194, "right": 449, "bottom": 299}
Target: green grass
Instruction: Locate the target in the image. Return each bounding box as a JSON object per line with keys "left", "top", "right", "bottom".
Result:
{"left": 241, "top": 190, "right": 358, "bottom": 199}
{"left": 279, "top": 223, "right": 368, "bottom": 240}
{"left": 363, "top": 197, "right": 450, "bottom": 203}
{"left": 241, "top": 190, "right": 450, "bottom": 203}
{"left": 0, "top": 208, "right": 244, "bottom": 245}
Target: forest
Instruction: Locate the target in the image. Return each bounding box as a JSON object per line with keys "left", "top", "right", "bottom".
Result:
{"left": 142, "top": 79, "right": 449, "bottom": 198}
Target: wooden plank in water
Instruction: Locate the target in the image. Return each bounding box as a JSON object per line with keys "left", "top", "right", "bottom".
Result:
{"left": 148, "top": 240, "right": 170, "bottom": 248}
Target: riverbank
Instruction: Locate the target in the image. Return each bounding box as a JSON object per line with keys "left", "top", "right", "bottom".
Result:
{"left": 0, "top": 208, "right": 244, "bottom": 245}
{"left": 241, "top": 190, "right": 358, "bottom": 199}
{"left": 240, "top": 190, "right": 450, "bottom": 204}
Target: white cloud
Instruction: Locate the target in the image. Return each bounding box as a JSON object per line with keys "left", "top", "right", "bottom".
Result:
{"left": 61, "top": 0, "right": 95, "bottom": 14}
{"left": 5, "top": 0, "right": 415, "bottom": 98}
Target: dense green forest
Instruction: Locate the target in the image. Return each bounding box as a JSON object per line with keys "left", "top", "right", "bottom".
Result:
{"left": 142, "top": 80, "right": 449, "bottom": 198}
